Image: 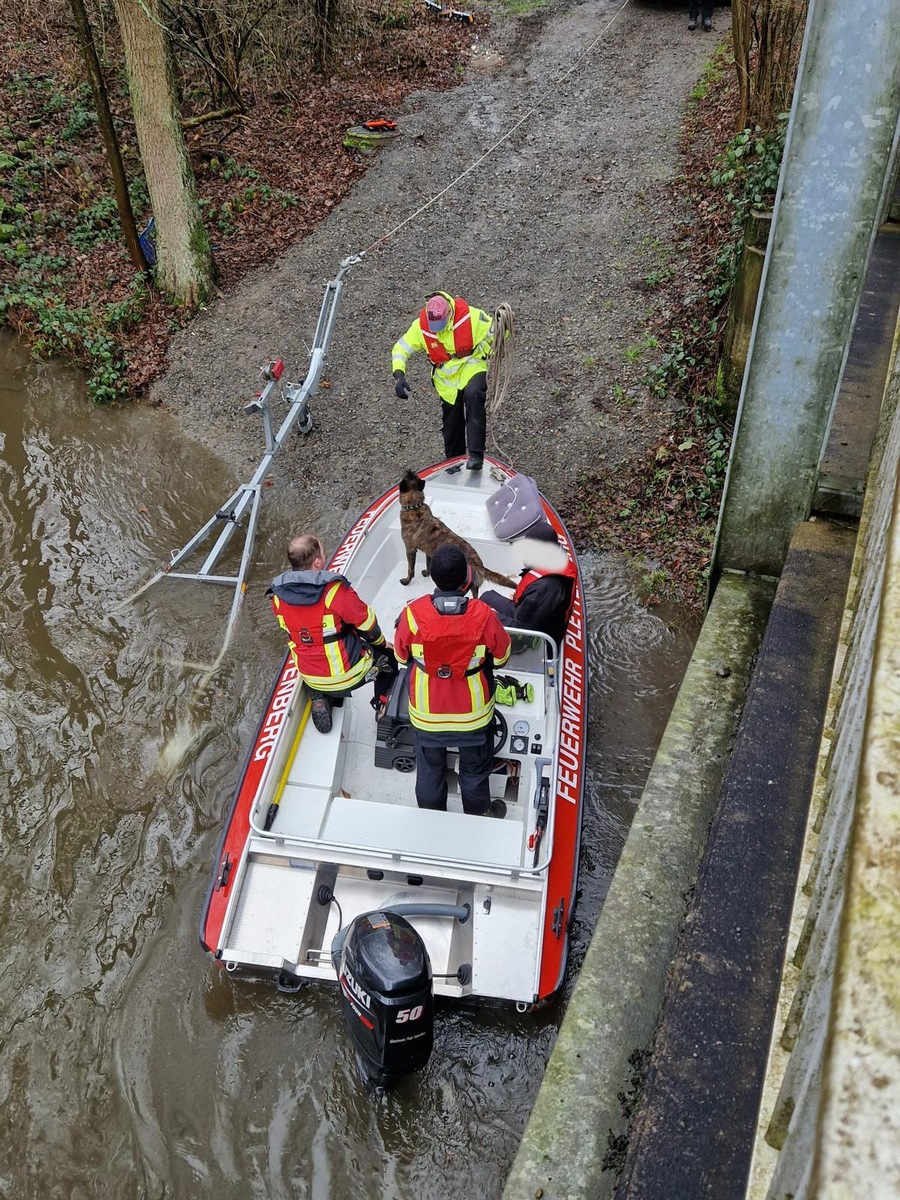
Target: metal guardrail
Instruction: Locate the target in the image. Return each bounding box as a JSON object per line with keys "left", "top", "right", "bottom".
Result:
{"left": 747, "top": 323, "right": 900, "bottom": 1200}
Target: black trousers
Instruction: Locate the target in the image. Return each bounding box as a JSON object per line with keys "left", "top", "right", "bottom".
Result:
{"left": 414, "top": 726, "right": 493, "bottom": 815}
{"left": 688, "top": 0, "right": 713, "bottom": 20}
{"left": 480, "top": 590, "right": 516, "bottom": 622}
{"left": 440, "top": 372, "right": 487, "bottom": 458}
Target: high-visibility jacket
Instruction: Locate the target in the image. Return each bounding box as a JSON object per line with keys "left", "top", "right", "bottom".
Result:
{"left": 511, "top": 560, "right": 578, "bottom": 648}
{"left": 394, "top": 592, "right": 511, "bottom": 733}
{"left": 391, "top": 292, "right": 494, "bottom": 405}
{"left": 268, "top": 569, "right": 386, "bottom": 693}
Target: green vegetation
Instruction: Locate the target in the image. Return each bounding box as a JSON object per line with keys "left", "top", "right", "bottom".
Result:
{"left": 624, "top": 334, "right": 658, "bottom": 363}
{"left": 643, "top": 266, "right": 674, "bottom": 289}
{"left": 1, "top": 272, "right": 148, "bottom": 405}
{"left": 497, "top": 0, "right": 550, "bottom": 13}
{"left": 0, "top": 81, "right": 149, "bottom": 404}
{"left": 689, "top": 52, "right": 726, "bottom": 103}
{"left": 707, "top": 118, "right": 788, "bottom": 306}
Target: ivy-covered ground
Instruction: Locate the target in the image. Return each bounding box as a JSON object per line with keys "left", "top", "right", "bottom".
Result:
{"left": 0, "top": 2, "right": 475, "bottom": 402}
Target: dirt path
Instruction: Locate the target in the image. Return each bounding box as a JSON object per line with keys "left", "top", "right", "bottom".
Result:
{"left": 151, "top": 0, "right": 714, "bottom": 529}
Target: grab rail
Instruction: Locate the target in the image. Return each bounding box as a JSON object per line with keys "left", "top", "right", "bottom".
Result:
{"left": 248, "top": 824, "right": 554, "bottom": 878}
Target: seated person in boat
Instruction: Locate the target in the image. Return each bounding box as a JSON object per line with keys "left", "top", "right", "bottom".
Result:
{"left": 394, "top": 543, "right": 512, "bottom": 818}
{"left": 268, "top": 533, "right": 397, "bottom": 734}
{"left": 480, "top": 520, "right": 577, "bottom": 649}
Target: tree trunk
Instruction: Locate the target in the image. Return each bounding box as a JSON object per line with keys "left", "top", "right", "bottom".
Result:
{"left": 68, "top": 0, "right": 149, "bottom": 275}
{"left": 731, "top": 0, "right": 808, "bottom": 133}
{"left": 111, "top": 0, "right": 212, "bottom": 306}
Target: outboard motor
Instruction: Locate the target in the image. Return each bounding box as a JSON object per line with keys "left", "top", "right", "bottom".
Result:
{"left": 332, "top": 910, "right": 434, "bottom": 1088}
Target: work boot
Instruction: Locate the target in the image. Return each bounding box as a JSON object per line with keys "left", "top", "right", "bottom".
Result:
{"left": 466, "top": 453, "right": 484, "bottom": 471}
{"left": 702, "top": 17, "right": 712, "bottom": 29}
{"left": 687, "top": 16, "right": 696, "bottom": 27}
{"left": 487, "top": 798, "right": 507, "bottom": 820}
{"left": 311, "top": 695, "right": 333, "bottom": 733}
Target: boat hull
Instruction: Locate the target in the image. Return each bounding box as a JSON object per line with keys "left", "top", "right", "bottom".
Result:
{"left": 199, "top": 457, "right": 588, "bottom": 1005}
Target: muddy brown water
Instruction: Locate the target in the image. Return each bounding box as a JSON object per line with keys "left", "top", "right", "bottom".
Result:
{"left": 0, "top": 332, "right": 698, "bottom": 1200}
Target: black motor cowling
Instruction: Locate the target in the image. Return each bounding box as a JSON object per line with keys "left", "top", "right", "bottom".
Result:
{"left": 332, "top": 910, "right": 434, "bottom": 1088}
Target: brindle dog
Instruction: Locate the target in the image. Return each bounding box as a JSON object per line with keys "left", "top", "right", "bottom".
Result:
{"left": 397, "top": 469, "right": 517, "bottom": 596}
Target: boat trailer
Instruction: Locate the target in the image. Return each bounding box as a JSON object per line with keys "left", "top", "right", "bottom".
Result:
{"left": 122, "top": 254, "right": 361, "bottom": 671}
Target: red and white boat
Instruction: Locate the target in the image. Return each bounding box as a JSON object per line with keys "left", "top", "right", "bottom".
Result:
{"left": 199, "top": 457, "right": 588, "bottom": 1084}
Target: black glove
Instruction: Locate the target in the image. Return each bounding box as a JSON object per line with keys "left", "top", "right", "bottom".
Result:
{"left": 373, "top": 647, "right": 396, "bottom": 674}
{"left": 393, "top": 370, "right": 410, "bottom": 399}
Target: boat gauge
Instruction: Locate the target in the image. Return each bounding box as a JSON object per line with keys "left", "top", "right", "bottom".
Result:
{"left": 513, "top": 720, "right": 530, "bottom": 736}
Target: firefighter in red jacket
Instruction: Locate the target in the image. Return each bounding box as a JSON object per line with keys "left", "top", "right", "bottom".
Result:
{"left": 391, "top": 292, "right": 494, "bottom": 471}
{"left": 481, "top": 520, "right": 577, "bottom": 649}
{"left": 268, "top": 533, "right": 397, "bottom": 734}
{"left": 394, "top": 544, "right": 512, "bottom": 817}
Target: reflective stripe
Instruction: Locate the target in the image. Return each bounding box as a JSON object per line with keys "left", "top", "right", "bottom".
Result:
{"left": 415, "top": 666, "right": 429, "bottom": 714}
{"left": 357, "top": 606, "right": 378, "bottom": 633}
{"left": 405, "top": 664, "right": 494, "bottom": 731}
{"left": 324, "top": 635, "right": 345, "bottom": 677}
{"left": 406, "top": 609, "right": 419, "bottom": 634}
{"left": 300, "top": 653, "right": 371, "bottom": 692}
{"left": 407, "top": 698, "right": 494, "bottom": 732}
{"left": 437, "top": 359, "right": 466, "bottom": 382}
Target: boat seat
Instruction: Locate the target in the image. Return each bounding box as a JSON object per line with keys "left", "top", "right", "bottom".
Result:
{"left": 284, "top": 695, "right": 347, "bottom": 792}
{"left": 320, "top": 796, "right": 524, "bottom": 867}
{"left": 268, "top": 784, "right": 331, "bottom": 837}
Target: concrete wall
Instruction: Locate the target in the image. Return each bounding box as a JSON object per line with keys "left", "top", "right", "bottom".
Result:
{"left": 746, "top": 315, "right": 900, "bottom": 1199}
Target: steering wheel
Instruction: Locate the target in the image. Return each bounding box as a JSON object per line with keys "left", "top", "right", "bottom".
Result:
{"left": 492, "top": 709, "right": 508, "bottom": 755}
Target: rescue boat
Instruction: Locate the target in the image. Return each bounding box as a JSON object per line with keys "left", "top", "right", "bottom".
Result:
{"left": 199, "top": 457, "right": 588, "bottom": 1086}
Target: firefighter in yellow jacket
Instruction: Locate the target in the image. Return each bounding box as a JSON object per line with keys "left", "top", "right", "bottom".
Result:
{"left": 391, "top": 292, "right": 494, "bottom": 470}
{"left": 268, "top": 533, "right": 397, "bottom": 734}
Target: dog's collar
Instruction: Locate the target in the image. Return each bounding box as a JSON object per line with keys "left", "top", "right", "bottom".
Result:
{"left": 400, "top": 502, "right": 425, "bottom": 511}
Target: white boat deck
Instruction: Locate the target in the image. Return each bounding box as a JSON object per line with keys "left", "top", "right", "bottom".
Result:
{"left": 261, "top": 465, "right": 555, "bottom": 861}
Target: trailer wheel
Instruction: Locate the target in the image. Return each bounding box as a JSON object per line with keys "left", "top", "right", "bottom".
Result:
{"left": 393, "top": 754, "right": 416, "bottom": 773}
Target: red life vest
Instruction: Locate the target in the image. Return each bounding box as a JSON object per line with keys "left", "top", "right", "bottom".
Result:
{"left": 419, "top": 298, "right": 474, "bottom": 366}
{"left": 271, "top": 578, "right": 371, "bottom": 691}
{"left": 514, "top": 559, "right": 578, "bottom": 616}
{"left": 407, "top": 593, "right": 494, "bottom": 679}
{"left": 278, "top": 584, "right": 347, "bottom": 650}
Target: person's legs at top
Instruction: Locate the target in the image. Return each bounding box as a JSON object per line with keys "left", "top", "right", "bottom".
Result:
{"left": 701, "top": 0, "right": 713, "bottom": 28}
{"left": 414, "top": 735, "right": 449, "bottom": 810}
{"left": 441, "top": 397, "right": 467, "bottom": 459}
{"left": 687, "top": 0, "right": 699, "bottom": 27}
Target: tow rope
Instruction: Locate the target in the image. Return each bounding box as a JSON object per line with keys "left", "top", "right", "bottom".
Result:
{"left": 487, "top": 302, "right": 515, "bottom": 422}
